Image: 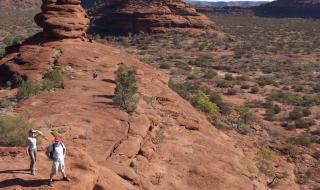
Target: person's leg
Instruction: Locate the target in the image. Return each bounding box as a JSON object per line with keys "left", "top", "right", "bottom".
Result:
{"left": 49, "top": 161, "right": 58, "bottom": 186}
{"left": 59, "top": 159, "right": 69, "bottom": 181}
{"left": 28, "top": 149, "right": 36, "bottom": 175}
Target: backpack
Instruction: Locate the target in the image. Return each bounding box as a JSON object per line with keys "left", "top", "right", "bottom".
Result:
{"left": 47, "top": 143, "right": 65, "bottom": 160}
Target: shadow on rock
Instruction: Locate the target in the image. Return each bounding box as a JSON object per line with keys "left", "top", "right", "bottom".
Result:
{"left": 0, "top": 178, "right": 48, "bottom": 188}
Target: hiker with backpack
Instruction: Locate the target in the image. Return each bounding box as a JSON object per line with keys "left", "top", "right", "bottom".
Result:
{"left": 92, "top": 70, "right": 98, "bottom": 80}
{"left": 46, "top": 137, "right": 70, "bottom": 187}
{"left": 26, "top": 129, "right": 46, "bottom": 176}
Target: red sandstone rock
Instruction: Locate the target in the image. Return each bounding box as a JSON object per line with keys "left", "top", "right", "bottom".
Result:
{"left": 93, "top": 0, "right": 215, "bottom": 33}
{"left": 34, "top": 0, "right": 89, "bottom": 39}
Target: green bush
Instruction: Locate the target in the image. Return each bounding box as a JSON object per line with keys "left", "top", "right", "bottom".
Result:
{"left": 17, "top": 79, "right": 41, "bottom": 100}
{"left": 302, "top": 108, "right": 312, "bottom": 117}
{"left": 159, "top": 63, "right": 170, "bottom": 69}
{"left": 295, "top": 118, "right": 315, "bottom": 129}
{"left": 224, "top": 73, "right": 234, "bottom": 81}
{"left": 287, "top": 136, "right": 311, "bottom": 147}
{"left": 289, "top": 109, "right": 304, "bottom": 120}
{"left": 0, "top": 98, "right": 12, "bottom": 108}
{"left": 236, "top": 105, "right": 253, "bottom": 124}
{"left": 260, "top": 147, "right": 275, "bottom": 161}
{"left": 42, "top": 68, "right": 63, "bottom": 90}
{"left": 217, "top": 80, "right": 232, "bottom": 88}
{"left": 203, "top": 70, "right": 217, "bottom": 79}
{"left": 113, "top": 65, "right": 138, "bottom": 112}
{"left": 265, "top": 108, "right": 275, "bottom": 121}
{"left": 256, "top": 75, "right": 275, "bottom": 86}
{"left": 226, "top": 88, "right": 237, "bottom": 95}
{"left": 0, "top": 116, "right": 33, "bottom": 146}
{"left": 250, "top": 86, "right": 259, "bottom": 94}
{"left": 273, "top": 104, "right": 282, "bottom": 114}
{"left": 191, "top": 91, "right": 219, "bottom": 114}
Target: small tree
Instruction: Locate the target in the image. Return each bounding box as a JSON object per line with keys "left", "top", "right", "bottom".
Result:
{"left": 113, "top": 65, "right": 138, "bottom": 112}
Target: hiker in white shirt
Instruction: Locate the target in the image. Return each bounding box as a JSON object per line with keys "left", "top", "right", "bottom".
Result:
{"left": 26, "top": 129, "right": 45, "bottom": 175}
{"left": 46, "top": 137, "right": 70, "bottom": 187}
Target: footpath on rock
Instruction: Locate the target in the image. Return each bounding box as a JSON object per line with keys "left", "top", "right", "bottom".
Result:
{"left": 1, "top": 0, "right": 271, "bottom": 190}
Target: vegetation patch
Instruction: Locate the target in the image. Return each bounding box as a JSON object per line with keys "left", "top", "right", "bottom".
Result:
{"left": 0, "top": 115, "right": 34, "bottom": 146}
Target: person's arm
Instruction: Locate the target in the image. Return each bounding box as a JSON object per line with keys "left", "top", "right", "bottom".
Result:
{"left": 46, "top": 144, "right": 52, "bottom": 158}
{"left": 63, "top": 143, "right": 66, "bottom": 156}
{"left": 26, "top": 139, "right": 29, "bottom": 155}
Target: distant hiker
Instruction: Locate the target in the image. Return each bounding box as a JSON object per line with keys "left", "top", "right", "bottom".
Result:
{"left": 92, "top": 70, "right": 98, "bottom": 80}
{"left": 26, "top": 129, "right": 45, "bottom": 175}
{"left": 46, "top": 137, "right": 70, "bottom": 187}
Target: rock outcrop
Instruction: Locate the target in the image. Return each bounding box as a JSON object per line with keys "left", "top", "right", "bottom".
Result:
{"left": 92, "top": 0, "right": 214, "bottom": 33}
{"left": 34, "top": 0, "right": 89, "bottom": 39}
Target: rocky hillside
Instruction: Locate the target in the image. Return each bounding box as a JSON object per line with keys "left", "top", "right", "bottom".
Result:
{"left": 90, "top": 0, "right": 214, "bottom": 34}
{"left": 253, "top": 0, "right": 320, "bottom": 18}
{"left": 0, "top": 0, "right": 286, "bottom": 190}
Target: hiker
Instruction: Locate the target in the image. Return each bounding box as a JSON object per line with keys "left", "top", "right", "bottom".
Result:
{"left": 26, "top": 129, "right": 45, "bottom": 175}
{"left": 46, "top": 137, "right": 70, "bottom": 187}
{"left": 92, "top": 70, "right": 98, "bottom": 80}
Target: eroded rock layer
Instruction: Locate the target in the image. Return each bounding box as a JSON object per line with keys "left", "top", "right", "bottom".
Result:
{"left": 93, "top": 0, "right": 214, "bottom": 33}
{"left": 34, "top": 0, "right": 89, "bottom": 39}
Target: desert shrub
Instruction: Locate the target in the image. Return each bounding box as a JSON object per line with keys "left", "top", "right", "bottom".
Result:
{"left": 236, "top": 105, "right": 253, "bottom": 124}
{"left": 203, "top": 70, "right": 217, "bottom": 79}
{"left": 159, "top": 63, "right": 170, "bottom": 69}
{"left": 289, "top": 109, "right": 304, "bottom": 120}
{"left": 256, "top": 75, "right": 275, "bottom": 86}
{"left": 265, "top": 108, "right": 275, "bottom": 121}
{"left": 296, "top": 168, "right": 312, "bottom": 185}
{"left": 260, "top": 147, "right": 275, "bottom": 161}
{"left": 257, "top": 147, "right": 274, "bottom": 175}
{"left": 42, "top": 68, "right": 63, "bottom": 91}
{"left": 312, "top": 151, "right": 320, "bottom": 160}
{"left": 17, "top": 79, "right": 41, "bottom": 100}
{"left": 295, "top": 118, "right": 316, "bottom": 129}
{"left": 287, "top": 136, "right": 311, "bottom": 147}
{"left": 113, "top": 65, "right": 138, "bottom": 112}
{"left": 0, "top": 116, "right": 33, "bottom": 146}
{"left": 241, "top": 83, "right": 251, "bottom": 89}
{"left": 273, "top": 104, "right": 282, "bottom": 114}
{"left": 226, "top": 88, "right": 237, "bottom": 95}
{"left": 239, "top": 124, "right": 252, "bottom": 135}
{"left": 217, "top": 80, "right": 232, "bottom": 88}
{"left": 0, "top": 98, "right": 12, "bottom": 108}
{"left": 0, "top": 49, "right": 5, "bottom": 57}
{"left": 312, "top": 84, "right": 320, "bottom": 93}
{"left": 224, "top": 73, "right": 234, "bottom": 81}
{"left": 250, "top": 86, "right": 259, "bottom": 94}
{"left": 209, "top": 91, "right": 222, "bottom": 103}
{"left": 3, "top": 35, "right": 17, "bottom": 47}
{"left": 302, "top": 108, "right": 312, "bottom": 117}
{"left": 187, "top": 74, "right": 196, "bottom": 80}
{"left": 209, "top": 92, "right": 231, "bottom": 114}
{"left": 191, "top": 91, "right": 219, "bottom": 114}
{"left": 281, "top": 122, "right": 296, "bottom": 130}
{"left": 235, "top": 75, "right": 249, "bottom": 81}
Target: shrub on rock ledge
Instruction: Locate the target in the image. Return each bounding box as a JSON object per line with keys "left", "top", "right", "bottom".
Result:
{"left": 113, "top": 65, "right": 138, "bottom": 112}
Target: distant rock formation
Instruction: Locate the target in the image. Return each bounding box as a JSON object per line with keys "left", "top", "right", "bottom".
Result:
{"left": 253, "top": 0, "right": 320, "bottom": 18}
{"left": 92, "top": 0, "right": 214, "bottom": 33}
{"left": 34, "top": 0, "right": 90, "bottom": 39}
